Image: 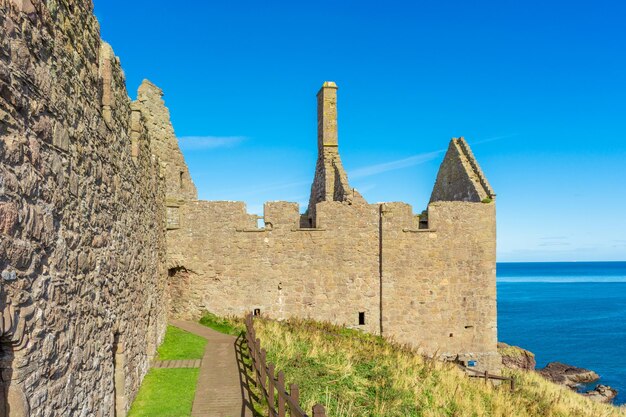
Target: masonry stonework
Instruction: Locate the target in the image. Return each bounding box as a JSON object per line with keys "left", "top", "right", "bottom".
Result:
{"left": 1, "top": 0, "right": 501, "bottom": 413}
{"left": 165, "top": 83, "right": 500, "bottom": 372}
{"left": 0, "top": 0, "right": 168, "bottom": 415}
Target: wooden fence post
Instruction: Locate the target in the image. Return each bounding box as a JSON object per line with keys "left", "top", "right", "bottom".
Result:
{"left": 312, "top": 404, "right": 326, "bottom": 417}
{"left": 290, "top": 383, "right": 299, "bottom": 406}
{"left": 268, "top": 363, "right": 276, "bottom": 417}
{"left": 260, "top": 348, "right": 267, "bottom": 390}
{"left": 277, "top": 371, "right": 286, "bottom": 417}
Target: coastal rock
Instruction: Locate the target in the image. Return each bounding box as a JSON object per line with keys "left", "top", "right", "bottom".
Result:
{"left": 498, "top": 342, "right": 536, "bottom": 370}
{"left": 538, "top": 362, "right": 600, "bottom": 388}
{"left": 582, "top": 385, "right": 618, "bottom": 403}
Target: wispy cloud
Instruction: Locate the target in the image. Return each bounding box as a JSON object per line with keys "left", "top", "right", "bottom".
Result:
{"left": 350, "top": 150, "right": 444, "bottom": 179}
{"left": 348, "top": 132, "right": 518, "bottom": 180}
{"left": 470, "top": 133, "right": 519, "bottom": 146}
{"left": 537, "top": 236, "right": 571, "bottom": 247}
{"left": 177, "top": 136, "right": 246, "bottom": 150}
{"left": 538, "top": 241, "right": 571, "bottom": 247}
{"left": 354, "top": 183, "right": 377, "bottom": 194}
{"left": 232, "top": 180, "right": 311, "bottom": 198}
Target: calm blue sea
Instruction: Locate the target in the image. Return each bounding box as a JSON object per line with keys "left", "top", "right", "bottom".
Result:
{"left": 497, "top": 262, "right": 626, "bottom": 405}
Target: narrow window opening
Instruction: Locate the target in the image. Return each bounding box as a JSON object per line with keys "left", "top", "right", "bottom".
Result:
{"left": 179, "top": 171, "right": 184, "bottom": 189}
{"left": 358, "top": 312, "right": 365, "bottom": 325}
{"left": 449, "top": 333, "right": 454, "bottom": 337}
{"left": 308, "top": 218, "right": 313, "bottom": 227}
{"left": 253, "top": 308, "right": 261, "bottom": 316}
{"left": 464, "top": 325, "right": 474, "bottom": 329}
{"left": 256, "top": 218, "right": 265, "bottom": 229}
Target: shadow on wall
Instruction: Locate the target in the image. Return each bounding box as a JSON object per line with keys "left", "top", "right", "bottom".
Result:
{"left": 0, "top": 288, "right": 27, "bottom": 417}
{"left": 168, "top": 267, "right": 193, "bottom": 317}
{"left": 0, "top": 339, "right": 15, "bottom": 417}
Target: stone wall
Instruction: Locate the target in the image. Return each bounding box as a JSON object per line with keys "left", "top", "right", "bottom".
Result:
{"left": 136, "top": 80, "right": 197, "bottom": 204}
{"left": 165, "top": 81, "right": 500, "bottom": 372}
{"left": 168, "top": 198, "right": 499, "bottom": 371}
{"left": 381, "top": 200, "right": 499, "bottom": 370}
{"left": 0, "top": 0, "right": 167, "bottom": 415}
{"left": 167, "top": 200, "right": 382, "bottom": 336}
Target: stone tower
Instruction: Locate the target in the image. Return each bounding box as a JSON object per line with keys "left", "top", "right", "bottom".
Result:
{"left": 306, "top": 82, "right": 365, "bottom": 226}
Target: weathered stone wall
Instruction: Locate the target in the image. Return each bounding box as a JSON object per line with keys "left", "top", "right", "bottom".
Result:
{"left": 136, "top": 80, "right": 197, "bottom": 204}
{"left": 165, "top": 82, "right": 500, "bottom": 372}
{"left": 0, "top": 0, "right": 167, "bottom": 415}
{"left": 381, "top": 200, "right": 499, "bottom": 370}
{"left": 430, "top": 137, "right": 495, "bottom": 203}
{"left": 167, "top": 200, "right": 382, "bottom": 336}
{"left": 168, "top": 198, "right": 498, "bottom": 370}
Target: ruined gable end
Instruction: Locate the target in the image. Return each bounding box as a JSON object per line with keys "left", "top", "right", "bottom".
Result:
{"left": 430, "top": 137, "right": 495, "bottom": 203}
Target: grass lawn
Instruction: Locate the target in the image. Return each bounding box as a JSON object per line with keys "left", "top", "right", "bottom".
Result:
{"left": 157, "top": 325, "right": 207, "bottom": 360}
{"left": 199, "top": 311, "right": 244, "bottom": 336}
{"left": 128, "top": 368, "right": 199, "bottom": 417}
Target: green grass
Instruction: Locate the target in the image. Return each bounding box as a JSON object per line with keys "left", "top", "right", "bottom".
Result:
{"left": 498, "top": 342, "right": 535, "bottom": 359}
{"left": 128, "top": 368, "right": 199, "bottom": 417}
{"left": 157, "top": 325, "right": 207, "bottom": 360}
{"left": 199, "top": 311, "right": 244, "bottom": 336}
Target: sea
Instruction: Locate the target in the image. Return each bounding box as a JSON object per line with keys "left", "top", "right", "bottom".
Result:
{"left": 497, "top": 261, "right": 626, "bottom": 405}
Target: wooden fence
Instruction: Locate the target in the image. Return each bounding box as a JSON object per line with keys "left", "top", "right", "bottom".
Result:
{"left": 245, "top": 314, "right": 327, "bottom": 417}
{"left": 467, "top": 368, "right": 516, "bottom": 391}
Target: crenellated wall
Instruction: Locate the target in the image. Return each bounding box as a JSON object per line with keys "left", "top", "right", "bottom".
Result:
{"left": 167, "top": 197, "right": 499, "bottom": 370}
{"left": 0, "top": 0, "right": 168, "bottom": 415}
{"left": 167, "top": 200, "right": 382, "bottom": 336}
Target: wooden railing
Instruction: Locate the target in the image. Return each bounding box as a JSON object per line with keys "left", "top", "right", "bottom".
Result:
{"left": 245, "top": 314, "right": 327, "bottom": 417}
{"left": 466, "top": 368, "right": 516, "bottom": 391}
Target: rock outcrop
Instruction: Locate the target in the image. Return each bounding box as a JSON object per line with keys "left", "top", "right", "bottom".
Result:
{"left": 498, "top": 342, "right": 536, "bottom": 370}
{"left": 582, "top": 385, "right": 618, "bottom": 403}
{"left": 538, "top": 362, "right": 600, "bottom": 388}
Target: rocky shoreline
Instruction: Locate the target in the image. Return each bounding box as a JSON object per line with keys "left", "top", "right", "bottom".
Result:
{"left": 498, "top": 343, "right": 618, "bottom": 404}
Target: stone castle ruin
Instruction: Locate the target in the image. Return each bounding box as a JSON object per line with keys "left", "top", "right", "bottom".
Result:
{"left": 0, "top": 1, "right": 498, "bottom": 415}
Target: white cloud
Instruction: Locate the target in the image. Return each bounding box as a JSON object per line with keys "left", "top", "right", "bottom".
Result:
{"left": 349, "top": 150, "right": 444, "bottom": 179}
{"left": 470, "top": 133, "right": 520, "bottom": 145}
{"left": 177, "top": 136, "right": 246, "bottom": 150}
{"left": 347, "top": 133, "right": 518, "bottom": 180}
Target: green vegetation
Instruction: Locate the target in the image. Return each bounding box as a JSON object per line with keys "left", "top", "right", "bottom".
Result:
{"left": 248, "top": 317, "right": 624, "bottom": 417}
{"left": 481, "top": 198, "right": 493, "bottom": 204}
{"left": 157, "top": 325, "right": 207, "bottom": 360}
{"left": 498, "top": 343, "right": 535, "bottom": 359}
{"left": 199, "top": 311, "right": 244, "bottom": 335}
{"left": 128, "top": 368, "right": 199, "bottom": 417}
{"left": 130, "top": 326, "right": 205, "bottom": 416}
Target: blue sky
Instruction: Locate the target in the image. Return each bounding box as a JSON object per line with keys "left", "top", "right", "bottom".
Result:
{"left": 94, "top": 0, "right": 625, "bottom": 262}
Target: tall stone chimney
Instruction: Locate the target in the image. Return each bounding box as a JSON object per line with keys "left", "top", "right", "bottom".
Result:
{"left": 306, "top": 82, "right": 364, "bottom": 226}
{"left": 317, "top": 81, "right": 339, "bottom": 149}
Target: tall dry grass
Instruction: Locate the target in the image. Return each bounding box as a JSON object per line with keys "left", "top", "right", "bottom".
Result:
{"left": 252, "top": 318, "right": 624, "bottom": 417}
